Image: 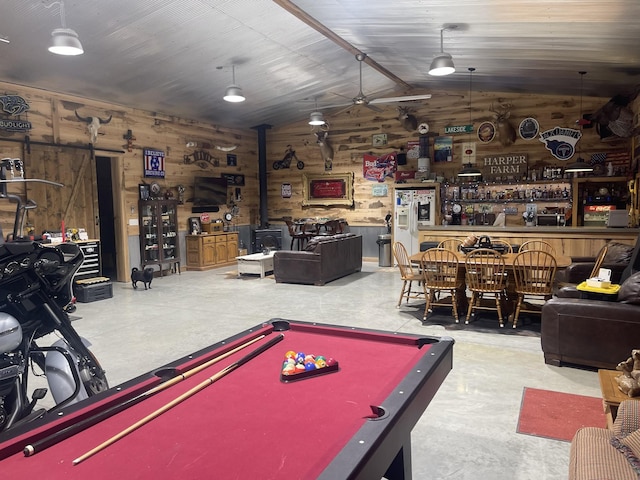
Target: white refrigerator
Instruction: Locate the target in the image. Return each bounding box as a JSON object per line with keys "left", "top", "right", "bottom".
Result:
{"left": 393, "top": 187, "right": 436, "bottom": 257}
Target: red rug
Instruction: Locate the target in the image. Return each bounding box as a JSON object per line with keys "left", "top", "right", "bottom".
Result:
{"left": 517, "top": 387, "right": 606, "bottom": 442}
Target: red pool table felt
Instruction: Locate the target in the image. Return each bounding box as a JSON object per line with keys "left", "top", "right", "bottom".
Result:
{"left": 0, "top": 321, "right": 439, "bottom": 479}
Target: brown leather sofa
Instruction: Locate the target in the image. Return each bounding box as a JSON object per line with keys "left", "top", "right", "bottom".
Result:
{"left": 273, "top": 233, "right": 362, "bottom": 286}
{"left": 541, "top": 297, "right": 640, "bottom": 369}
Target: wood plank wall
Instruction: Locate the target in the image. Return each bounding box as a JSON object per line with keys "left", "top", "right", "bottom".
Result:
{"left": 267, "top": 90, "right": 630, "bottom": 228}
{"left": 0, "top": 83, "right": 258, "bottom": 280}
{"left": 0, "top": 81, "right": 634, "bottom": 279}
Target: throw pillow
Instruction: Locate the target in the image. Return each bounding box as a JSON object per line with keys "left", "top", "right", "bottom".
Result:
{"left": 614, "top": 400, "right": 640, "bottom": 438}
{"left": 611, "top": 428, "right": 640, "bottom": 475}
{"left": 618, "top": 272, "right": 640, "bottom": 305}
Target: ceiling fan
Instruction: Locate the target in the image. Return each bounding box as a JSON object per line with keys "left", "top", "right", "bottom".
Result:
{"left": 320, "top": 53, "right": 431, "bottom": 112}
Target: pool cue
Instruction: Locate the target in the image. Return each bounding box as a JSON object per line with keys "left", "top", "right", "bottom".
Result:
{"left": 23, "top": 333, "right": 267, "bottom": 457}
{"left": 72, "top": 333, "right": 284, "bottom": 465}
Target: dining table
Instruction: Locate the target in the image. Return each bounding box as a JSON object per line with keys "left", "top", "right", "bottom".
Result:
{"left": 409, "top": 249, "right": 572, "bottom": 323}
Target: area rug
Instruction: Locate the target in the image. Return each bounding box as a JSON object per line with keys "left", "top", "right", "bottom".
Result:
{"left": 516, "top": 387, "right": 606, "bottom": 442}
{"left": 404, "top": 305, "right": 541, "bottom": 337}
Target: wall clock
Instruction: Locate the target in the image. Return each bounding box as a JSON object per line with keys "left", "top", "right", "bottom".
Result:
{"left": 150, "top": 181, "right": 161, "bottom": 197}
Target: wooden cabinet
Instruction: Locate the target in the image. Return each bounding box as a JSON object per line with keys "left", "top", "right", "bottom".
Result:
{"left": 186, "top": 232, "right": 239, "bottom": 270}
{"left": 139, "top": 199, "right": 180, "bottom": 275}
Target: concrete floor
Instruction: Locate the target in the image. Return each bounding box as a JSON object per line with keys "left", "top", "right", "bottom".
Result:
{"left": 43, "top": 261, "right": 600, "bottom": 479}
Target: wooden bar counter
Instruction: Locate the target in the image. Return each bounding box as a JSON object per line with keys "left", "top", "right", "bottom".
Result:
{"left": 418, "top": 226, "right": 639, "bottom": 258}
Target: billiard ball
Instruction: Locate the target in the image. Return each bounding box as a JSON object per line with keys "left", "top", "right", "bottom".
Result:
{"left": 325, "top": 358, "right": 337, "bottom": 367}
{"left": 296, "top": 352, "right": 306, "bottom": 363}
{"left": 315, "top": 358, "right": 327, "bottom": 368}
{"left": 304, "top": 363, "right": 316, "bottom": 371}
{"left": 285, "top": 350, "right": 297, "bottom": 360}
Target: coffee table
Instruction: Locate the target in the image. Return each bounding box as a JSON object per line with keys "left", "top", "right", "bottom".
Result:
{"left": 598, "top": 369, "right": 639, "bottom": 429}
{"left": 236, "top": 250, "right": 276, "bottom": 278}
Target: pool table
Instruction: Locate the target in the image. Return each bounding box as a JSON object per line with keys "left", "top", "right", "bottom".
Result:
{"left": 0, "top": 319, "right": 454, "bottom": 479}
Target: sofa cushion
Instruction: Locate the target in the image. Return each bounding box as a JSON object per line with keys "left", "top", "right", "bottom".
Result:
{"left": 618, "top": 272, "right": 640, "bottom": 305}
{"left": 604, "top": 242, "right": 636, "bottom": 264}
{"left": 570, "top": 427, "right": 636, "bottom": 480}
{"left": 611, "top": 429, "right": 640, "bottom": 475}
{"left": 614, "top": 400, "right": 640, "bottom": 438}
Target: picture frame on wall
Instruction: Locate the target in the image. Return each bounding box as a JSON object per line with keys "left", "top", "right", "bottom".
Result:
{"left": 139, "top": 184, "right": 150, "bottom": 201}
{"left": 188, "top": 217, "right": 202, "bottom": 235}
{"left": 302, "top": 172, "right": 354, "bottom": 207}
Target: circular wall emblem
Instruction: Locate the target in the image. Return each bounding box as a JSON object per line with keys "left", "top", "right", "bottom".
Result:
{"left": 519, "top": 117, "right": 539, "bottom": 140}
{"left": 477, "top": 122, "right": 496, "bottom": 143}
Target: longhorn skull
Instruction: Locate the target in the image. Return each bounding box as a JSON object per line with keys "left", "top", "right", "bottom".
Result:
{"left": 314, "top": 125, "right": 334, "bottom": 171}
{"left": 75, "top": 110, "right": 112, "bottom": 144}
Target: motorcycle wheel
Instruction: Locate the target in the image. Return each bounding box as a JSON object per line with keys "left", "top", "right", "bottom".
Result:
{"left": 296, "top": 161, "right": 305, "bottom": 170}
{"left": 272, "top": 162, "right": 280, "bottom": 170}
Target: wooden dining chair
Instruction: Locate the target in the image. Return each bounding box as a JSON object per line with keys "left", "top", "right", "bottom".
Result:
{"left": 285, "top": 220, "right": 312, "bottom": 250}
{"left": 464, "top": 249, "right": 508, "bottom": 327}
{"left": 490, "top": 239, "right": 513, "bottom": 254}
{"left": 511, "top": 250, "right": 557, "bottom": 328}
{"left": 420, "top": 248, "right": 464, "bottom": 323}
{"left": 437, "top": 239, "right": 463, "bottom": 252}
{"left": 519, "top": 240, "right": 556, "bottom": 256}
{"left": 393, "top": 242, "right": 425, "bottom": 307}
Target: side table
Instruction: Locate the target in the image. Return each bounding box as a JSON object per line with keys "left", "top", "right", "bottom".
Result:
{"left": 598, "top": 369, "right": 639, "bottom": 429}
{"left": 236, "top": 251, "right": 276, "bottom": 278}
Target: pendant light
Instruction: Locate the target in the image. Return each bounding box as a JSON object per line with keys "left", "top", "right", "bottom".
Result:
{"left": 458, "top": 68, "right": 481, "bottom": 178}
{"left": 429, "top": 26, "right": 456, "bottom": 76}
{"left": 47, "top": 1, "right": 84, "bottom": 56}
{"left": 308, "top": 99, "right": 325, "bottom": 126}
{"left": 565, "top": 71, "right": 593, "bottom": 173}
{"left": 223, "top": 65, "right": 246, "bottom": 103}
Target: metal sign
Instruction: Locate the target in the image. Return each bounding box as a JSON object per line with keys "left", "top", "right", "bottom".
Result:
{"left": 0, "top": 94, "right": 31, "bottom": 132}
{"left": 444, "top": 124, "right": 473, "bottom": 134}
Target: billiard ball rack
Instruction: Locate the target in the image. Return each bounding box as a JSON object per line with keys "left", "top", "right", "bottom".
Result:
{"left": 280, "top": 362, "right": 339, "bottom": 383}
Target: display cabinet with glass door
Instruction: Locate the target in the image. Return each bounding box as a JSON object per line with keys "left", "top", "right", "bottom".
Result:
{"left": 138, "top": 199, "right": 180, "bottom": 275}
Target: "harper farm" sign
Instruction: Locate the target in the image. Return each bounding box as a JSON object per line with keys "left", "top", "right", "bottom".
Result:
{"left": 481, "top": 154, "right": 528, "bottom": 181}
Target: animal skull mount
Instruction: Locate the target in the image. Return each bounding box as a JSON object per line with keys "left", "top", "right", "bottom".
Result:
{"left": 489, "top": 103, "right": 517, "bottom": 147}
{"left": 397, "top": 107, "right": 418, "bottom": 132}
{"left": 75, "top": 110, "right": 112, "bottom": 145}
{"left": 313, "top": 125, "right": 334, "bottom": 171}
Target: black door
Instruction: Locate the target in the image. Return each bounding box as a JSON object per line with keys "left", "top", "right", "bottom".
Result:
{"left": 95, "top": 156, "right": 117, "bottom": 279}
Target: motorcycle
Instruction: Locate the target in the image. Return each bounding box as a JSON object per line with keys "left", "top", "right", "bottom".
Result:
{"left": 0, "top": 158, "right": 108, "bottom": 434}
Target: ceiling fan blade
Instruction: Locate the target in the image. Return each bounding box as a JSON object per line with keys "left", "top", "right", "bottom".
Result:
{"left": 369, "top": 94, "right": 432, "bottom": 104}
{"left": 365, "top": 104, "right": 384, "bottom": 112}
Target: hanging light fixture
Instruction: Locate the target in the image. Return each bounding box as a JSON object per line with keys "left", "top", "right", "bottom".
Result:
{"left": 308, "top": 99, "right": 325, "bottom": 125}
{"left": 429, "top": 26, "right": 456, "bottom": 76}
{"left": 458, "top": 68, "right": 481, "bottom": 178}
{"left": 223, "top": 65, "right": 246, "bottom": 103}
{"left": 565, "top": 71, "right": 593, "bottom": 174}
{"left": 308, "top": 111, "right": 325, "bottom": 126}
{"left": 458, "top": 163, "right": 482, "bottom": 177}
{"left": 47, "top": 1, "right": 84, "bottom": 56}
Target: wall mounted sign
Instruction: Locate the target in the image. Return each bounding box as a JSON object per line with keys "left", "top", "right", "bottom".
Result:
{"left": 281, "top": 183, "right": 292, "bottom": 198}
{"left": 226, "top": 153, "right": 237, "bottom": 166}
{"left": 539, "top": 126, "right": 581, "bottom": 160}
{"left": 444, "top": 124, "right": 473, "bottom": 134}
{"left": 372, "top": 133, "right": 388, "bottom": 147}
{"left": 363, "top": 152, "right": 397, "bottom": 182}
{"left": 372, "top": 184, "right": 388, "bottom": 197}
{"left": 406, "top": 140, "right": 420, "bottom": 159}
{"left": 222, "top": 173, "right": 245, "bottom": 186}
{"left": 0, "top": 94, "right": 32, "bottom": 132}
{"left": 433, "top": 136, "right": 453, "bottom": 162}
{"left": 143, "top": 148, "right": 166, "bottom": 178}
{"left": 518, "top": 117, "right": 539, "bottom": 140}
{"left": 183, "top": 150, "right": 220, "bottom": 169}
{"left": 302, "top": 172, "right": 354, "bottom": 207}
{"left": 477, "top": 121, "right": 496, "bottom": 143}
{"left": 461, "top": 142, "right": 476, "bottom": 164}
{"left": 481, "top": 154, "right": 528, "bottom": 181}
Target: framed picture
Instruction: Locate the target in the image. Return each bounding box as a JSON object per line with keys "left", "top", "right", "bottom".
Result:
{"left": 188, "top": 217, "right": 202, "bottom": 235}
{"left": 139, "top": 184, "right": 150, "bottom": 201}
{"left": 302, "top": 172, "right": 354, "bottom": 207}
{"left": 372, "top": 134, "right": 388, "bottom": 147}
